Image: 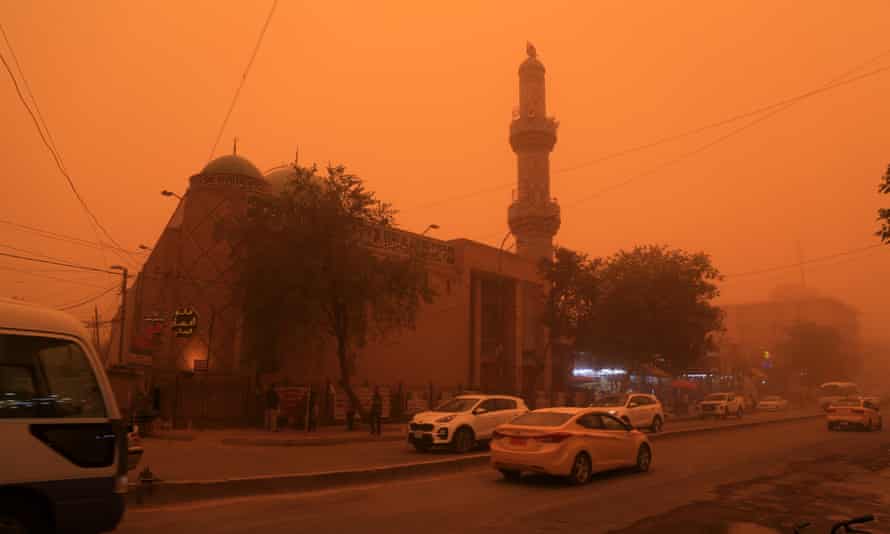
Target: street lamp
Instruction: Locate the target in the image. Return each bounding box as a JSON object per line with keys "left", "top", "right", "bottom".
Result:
{"left": 161, "top": 190, "right": 182, "bottom": 200}
{"left": 421, "top": 224, "right": 440, "bottom": 236}
{"left": 110, "top": 265, "right": 129, "bottom": 366}
{"left": 138, "top": 244, "right": 153, "bottom": 252}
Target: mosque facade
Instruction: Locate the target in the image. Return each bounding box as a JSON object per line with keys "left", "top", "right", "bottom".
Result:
{"left": 108, "top": 46, "right": 566, "bottom": 422}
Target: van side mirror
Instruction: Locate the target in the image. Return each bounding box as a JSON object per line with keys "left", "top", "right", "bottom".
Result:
{"left": 628, "top": 402, "right": 639, "bottom": 409}
{"left": 473, "top": 408, "right": 488, "bottom": 415}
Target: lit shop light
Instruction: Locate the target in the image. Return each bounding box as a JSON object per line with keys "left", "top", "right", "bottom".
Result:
{"left": 572, "top": 368, "right": 627, "bottom": 377}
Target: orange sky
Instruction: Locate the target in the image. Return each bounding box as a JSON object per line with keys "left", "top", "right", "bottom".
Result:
{"left": 1, "top": 1, "right": 888, "bottom": 341}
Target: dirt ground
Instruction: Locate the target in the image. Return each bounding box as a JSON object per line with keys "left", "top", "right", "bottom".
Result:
{"left": 611, "top": 438, "right": 890, "bottom": 534}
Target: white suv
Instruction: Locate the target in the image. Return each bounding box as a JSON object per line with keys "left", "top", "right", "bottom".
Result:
{"left": 589, "top": 393, "right": 665, "bottom": 432}
{"left": 408, "top": 394, "right": 528, "bottom": 453}
{"left": 698, "top": 392, "right": 744, "bottom": 419}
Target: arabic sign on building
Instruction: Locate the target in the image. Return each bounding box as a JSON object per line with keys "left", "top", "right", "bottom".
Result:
{"left": 172, "top": 308, "right": 199, "bottom": 337}
{"left": 358, "top": 225, "right": 455, "bottom": 265}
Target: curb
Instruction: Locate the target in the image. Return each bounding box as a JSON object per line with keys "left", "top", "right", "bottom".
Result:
{"left": 220, "top": 433, "right": 405, "bottom": 448}
{"left": 127, "top": 453, "right": 489, "bottom": 507}
{"left": 128, "top": 412, "right": 823, "bottom": 507}
{"left": 649, "top": 413, "right": 823, "bottom": 441}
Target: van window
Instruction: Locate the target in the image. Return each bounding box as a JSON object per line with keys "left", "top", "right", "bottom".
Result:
{"left": 0, "top": 334, "right": 105, "bottom": 418}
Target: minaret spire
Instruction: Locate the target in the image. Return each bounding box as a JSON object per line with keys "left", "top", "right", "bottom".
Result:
{"left": 507, "top": 44, "right": 561, "bottom": 263}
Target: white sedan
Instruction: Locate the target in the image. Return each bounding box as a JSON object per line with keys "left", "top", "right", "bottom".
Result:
{"left": 490, "top": 407, "right": 652, "bottom": 484}
{"left": 758, "top": 395, "right": 789, "bottom": 411}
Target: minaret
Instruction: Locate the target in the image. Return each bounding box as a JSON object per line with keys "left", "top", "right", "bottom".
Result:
{"left": 508, "top": 42, "right": 560, "bottom": 264}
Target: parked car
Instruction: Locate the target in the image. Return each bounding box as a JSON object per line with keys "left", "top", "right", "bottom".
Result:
{"left": 827, "top": 398, "right": 883, "bottom": 431}
{"left": 698, "top": 392, "right": 744, "bottom": 419}
{"left": 589, "top": 393, "right": 665, "bottom": 432}
{"left": 408, "top": 394, "right": 528, "bottom": 453}
{"left": 490, "top": 407, "right": 652, "bottom": 484}
{"left": 0, "top": 298, "right": 128, "bottom": 534}
{"left": 758, "top": 395, "right": 789, "bottom": 411}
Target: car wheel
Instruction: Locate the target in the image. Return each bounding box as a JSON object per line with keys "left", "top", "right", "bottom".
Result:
{"left": 865, "top": 418, "right": 873, "bottom": 432}
{"left": 635, "top": 444, "right": 652, "bottom": 473}
{"left": 649, "top": 416, "right": 663, "bottom": 433}
{"left": 452, "top": 427, "right": 475, "bottom": 454}
{"left": 500, "top": 469, "right": 521, "bottom": 482}
{"left": 568, "top": 452, "right": 592, "bottom": 485}
{"left": 827, "top": 422, "right": 835, "bottom": 431}
{"left": 736, "top": 408, "right": 743, "bottom": 419}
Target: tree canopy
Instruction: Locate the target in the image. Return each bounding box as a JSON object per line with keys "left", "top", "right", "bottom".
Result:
{"left": 542, "top": 244, "right": 724, "bottom": 373}
{"left": 218, "top": 164, "right": 434, "bottom": 413}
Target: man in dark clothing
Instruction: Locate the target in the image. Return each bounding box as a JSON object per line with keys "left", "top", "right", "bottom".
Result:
{"left": 370, "top": 387, "right": 383, "bottom": 436}
{"left": 265, "top": 384, "right": 280, "bottom": 432}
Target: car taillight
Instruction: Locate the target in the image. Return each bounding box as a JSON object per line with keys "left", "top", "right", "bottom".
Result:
{"left": 535, "top": 432, "right": 572, "bottom": 443}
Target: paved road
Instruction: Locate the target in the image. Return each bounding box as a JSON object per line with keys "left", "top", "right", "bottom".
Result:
{"left": 139, "top": 409, "right": 816, "bottom": 481}
{"left": 118, "top": 417, "right": 888, "bottom": 533}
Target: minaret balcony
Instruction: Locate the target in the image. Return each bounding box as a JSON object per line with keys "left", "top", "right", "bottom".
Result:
{"left": 510, "top": 116, "right": 558, "bottom": 152}
{"left": 507, "top": 198, "right": 561, "bottom": 236}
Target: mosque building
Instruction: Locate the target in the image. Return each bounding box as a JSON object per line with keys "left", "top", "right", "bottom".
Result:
{"left": 108, "top": 45, "right": 567, "bottom": 423}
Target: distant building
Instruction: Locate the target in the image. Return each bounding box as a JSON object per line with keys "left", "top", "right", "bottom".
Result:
{"left": 108, "top": 46, "right": 565, "bottom": 423}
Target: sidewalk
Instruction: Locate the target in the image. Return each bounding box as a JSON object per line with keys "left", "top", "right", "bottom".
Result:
{"left": 145, "top": 423, "right": 407, "bottom": 447}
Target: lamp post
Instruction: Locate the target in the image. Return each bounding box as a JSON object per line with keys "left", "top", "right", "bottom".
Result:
{"left": 110, "top": 265, "right": 129, "bottom": 366}
{"left": 161, "top": 190, "right": 182, "bottom": 200}
{"left": 138, "top": 244, "right": 153, "bottom": 252}
{"left": 421, "top": 224, "right": 440, "bottom": 236}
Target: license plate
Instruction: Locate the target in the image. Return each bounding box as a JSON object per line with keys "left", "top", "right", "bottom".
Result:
{"left": 510, "top": 437, "right": 527, "bottom": 445}
{"left": 413, "top": 431, "right": 423, "bottom": 439}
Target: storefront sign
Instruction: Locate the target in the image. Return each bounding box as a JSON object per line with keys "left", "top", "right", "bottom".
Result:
{"left": 131, "top": 313, "right": 165, "bottom": 356}
{"left": 358, "top": 225, "right": 456, "bottom": 265}
{"left": 172, "top": 308, "right": 198, "bottom": 337}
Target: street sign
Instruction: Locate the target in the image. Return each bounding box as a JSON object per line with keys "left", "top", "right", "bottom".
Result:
{"left": 172, "top": 308, "right": 198, "bottom": 337}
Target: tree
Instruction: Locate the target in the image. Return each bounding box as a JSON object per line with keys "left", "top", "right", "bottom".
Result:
{"left": 877, "top": 164, "right": 890, "bottom": 244}
{"left": 591, "top": 245, "right": 724, "bottom": 373}
{"left": 219, "top": 164, "right": 435, "bottom": 416}
{"left": 539, "top": 248, "right": 602, "bottom": 397}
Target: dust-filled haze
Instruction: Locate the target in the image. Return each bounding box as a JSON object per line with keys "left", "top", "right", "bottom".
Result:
{"left": 1, "top": 2, "right": 888, "bottom": 342}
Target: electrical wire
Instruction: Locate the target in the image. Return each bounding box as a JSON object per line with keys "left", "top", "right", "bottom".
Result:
{"left": 0, "top": 218, "right": 140, "bottom": 255}
{"left": 0, "top": 251, "right": 120, "bottom": 275}
{"left": 412, "top": 52, "right": 890, "bottom": 211}
{"left": 57, "top": 285, "right": 119, "bottom": 311}
{"left": 0, "top": 37, "right": 133, "bottom": 268}
{"left": 207, "top": 0, "right": 278, "bottom": 162}
{"left": 0, "top": 265, "right": 110, "bottom": 289}
{"left": 724, "top": 244, "right": 885, "bottom": 280}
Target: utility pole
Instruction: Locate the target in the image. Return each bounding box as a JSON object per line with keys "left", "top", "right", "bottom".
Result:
{"left": 111, "top": 265, "right": 129, "bottom": 366}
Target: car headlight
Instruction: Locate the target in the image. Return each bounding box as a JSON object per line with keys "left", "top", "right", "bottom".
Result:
{"left": 607, "top": 410, "right": 617, "bottom": 415}
{"left": 435, "top": 415, "right": 456, "bottom": 423}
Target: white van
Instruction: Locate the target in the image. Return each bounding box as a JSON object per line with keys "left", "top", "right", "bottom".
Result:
{"left": 0, "top": 298, "right": 127, "bottom": 533}
{"left": 818, "top": 381, "right": 859, "bottom": 411}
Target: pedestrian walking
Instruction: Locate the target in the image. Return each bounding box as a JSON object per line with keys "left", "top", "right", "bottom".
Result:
{"left": 370, "top": 387, "right": 383, "bottom": 436}
{"left": 264, "top": 383, "right": 280, "bottom": 432}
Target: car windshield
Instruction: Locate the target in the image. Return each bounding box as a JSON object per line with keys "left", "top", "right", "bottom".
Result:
{"left": 705, "top": 394, "right": 728, "bottom": 401}
{"left": 509, "top": 412, "right": 574, "bottom": 427}
{"left": 832, "top": 400, "right": 862, "bottom": 407}
{"left": 591, "top": 394, "right": 628, "bottom": 406}
{"left": 762, "top": 396, "right": 781, "bottom": 401}
{"left": 434, "top": 398, "right": 480, "bottom": 412}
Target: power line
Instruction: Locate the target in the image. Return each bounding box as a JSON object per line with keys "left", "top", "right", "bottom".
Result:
{"left": 0, "top": 251, "right": 120, "bottom": 275}
{"left": 0, "top": 218, "right": 141, "bottom": 255}
{"left": 58, "top": 285, "right": 119, "bottom": 312}
{"left": 207, "top": 0, "right": 278, "bottom": 162}
{"left": 724, "top": 244, "right": 885, "bottom": 280}
{"left": 0, "top": 265, "right": 110, "bottom": 289}
{"left": 0, "top": 41, "right": 133, "bottom": 268}
{"left": 413, "top": 52, "right": 890, "bottom": 212}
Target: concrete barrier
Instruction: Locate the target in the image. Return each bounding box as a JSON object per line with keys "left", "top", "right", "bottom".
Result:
{"left": 128, "top": 411, "right": 824, "bottom": 507}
